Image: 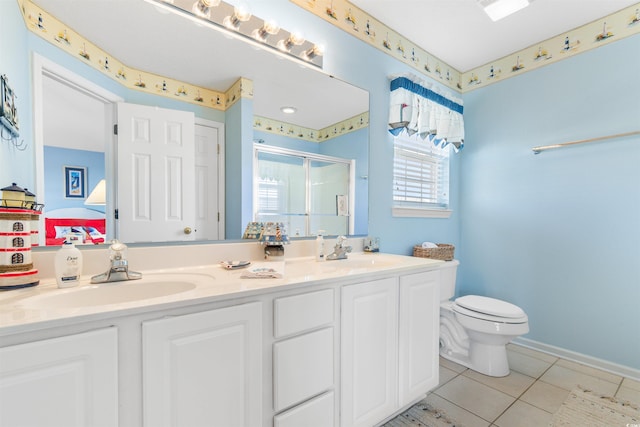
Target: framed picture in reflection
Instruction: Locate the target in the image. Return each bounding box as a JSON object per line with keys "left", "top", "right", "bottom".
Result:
{"left": 64, "top": 166, "right": 87, "bottom": 199}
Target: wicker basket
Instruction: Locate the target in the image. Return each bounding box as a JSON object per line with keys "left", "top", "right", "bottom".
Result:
{"left": 413, "top": 244, "right": 455, "bottom": 261}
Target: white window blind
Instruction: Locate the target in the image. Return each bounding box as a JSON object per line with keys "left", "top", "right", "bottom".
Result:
{"left": 257, "top": 178, "right": 282, "bottom": 212}
{"left": 393, "top": 134, "right": 450, "bottom": 211}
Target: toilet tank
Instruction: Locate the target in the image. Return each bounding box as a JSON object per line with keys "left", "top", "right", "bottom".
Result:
{"left": 439, "top": 260, "right": 459, "bottom": 301}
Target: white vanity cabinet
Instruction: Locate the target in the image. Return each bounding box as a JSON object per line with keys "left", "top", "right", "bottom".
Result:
{"left": 1, "top": 252, "right": 444, "bottom": 427}
{"left": 142, "top": 301, "right": 263, "bottom": 427}
{"left": 0, "top": 328, "right": 118, "bottom": 427}
{"left": 273, "top": 288, "right": 337, "bottom": 426}
{"left": 341, "top": 271, "right": 440, "bottom": 427}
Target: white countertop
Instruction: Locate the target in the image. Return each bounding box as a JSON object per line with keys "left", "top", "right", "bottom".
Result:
{"left": 0, "top": 253, "right": 444, "bottom": 336}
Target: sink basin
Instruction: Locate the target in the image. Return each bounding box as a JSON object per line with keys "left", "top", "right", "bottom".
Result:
{"left": 286, "top": 255, "right": 400, "bottom": 277}
{"left": 18, "top": 274, "right": 213, "bottom": 309}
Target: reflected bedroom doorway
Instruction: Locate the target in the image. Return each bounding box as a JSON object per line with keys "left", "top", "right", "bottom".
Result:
{"left": 33, "top": 53, "right": 120, "bottom": 247}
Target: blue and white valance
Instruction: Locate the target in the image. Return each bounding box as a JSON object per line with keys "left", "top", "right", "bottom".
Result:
{"left": 388, "top": 76, "right": 465, "bottom": 151}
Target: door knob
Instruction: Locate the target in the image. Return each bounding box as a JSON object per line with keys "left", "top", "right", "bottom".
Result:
{"left": 184, "top": 227, "right": 192, "bottom": 235}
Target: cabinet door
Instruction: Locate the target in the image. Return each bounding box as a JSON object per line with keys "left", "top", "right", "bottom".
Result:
{"left": 399, "top": 270, "right": 440, "bottom": 405}
{"left": 143, "top": 302, "right": 262, "bottom": 427}
{"left": 0, "top": 328, "right": 118, "bottom": 427}
{"left": 341, "top": 277, "right": 398, "bottom": 427}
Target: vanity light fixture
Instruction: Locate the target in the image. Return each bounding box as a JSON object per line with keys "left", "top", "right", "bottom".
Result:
{"left": 280, "top": 106, "right": 297, "bottom": 114}
{"left": 478, "top": 0, "right": 530, "bottom": 21}
{"left": 222, "top": 3, "right": 251, "bottom": 30}
{"left": 303, "top": 44, "right": 324, "bottom": 61}
{"left": 252, "top": 20, "right": 280, "bottom": 42}
{"left": 146, "top": 0, "right": 323, "bottom": 68}
{"left": 192, "top": 0, "right": 220, "bottom": 19}
{"left": 277, "top": 32, "right": 305, "bottom": 52}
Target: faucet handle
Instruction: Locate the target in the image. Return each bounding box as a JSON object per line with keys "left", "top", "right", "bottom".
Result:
{"left": 109, "top": 239, "right": 128, "bottom": 260}
{"left": 337, "top": 235, "right": 347, "bottom": 246}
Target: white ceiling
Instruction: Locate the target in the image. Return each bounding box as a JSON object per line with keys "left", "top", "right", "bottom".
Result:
{"left": 350, "top": 0, "right": 638, "bottom": 72}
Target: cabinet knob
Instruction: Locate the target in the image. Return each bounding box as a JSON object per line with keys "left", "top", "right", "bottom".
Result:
{"left": 184, "top": 227, "right": 192, "bottom": 235}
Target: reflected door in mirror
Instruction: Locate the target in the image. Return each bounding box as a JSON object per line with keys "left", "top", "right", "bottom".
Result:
{"left": 117, "top": 103, "right": 196, "bottom": 242}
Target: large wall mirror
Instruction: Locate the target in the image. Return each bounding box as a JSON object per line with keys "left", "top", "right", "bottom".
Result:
{"left": 21, "top": 0, "right": 369, "bottom": 246}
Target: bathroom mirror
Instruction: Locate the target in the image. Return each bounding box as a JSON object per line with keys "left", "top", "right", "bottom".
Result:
{"left": 19, "top": 0, "right": 369, "bottom": 245}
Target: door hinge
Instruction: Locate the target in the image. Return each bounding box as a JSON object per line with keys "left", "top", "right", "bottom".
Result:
{"left": 217, "top": 143, "right": 220, "bottom": 155}
{"left": 114, "top": 208, "right": 119, "bottom": 220}
{"left": 113, "top": 124, "right": 118, "bottom": 135}
{"left": 217, "top": 212, "right": 220, "bottom": 222}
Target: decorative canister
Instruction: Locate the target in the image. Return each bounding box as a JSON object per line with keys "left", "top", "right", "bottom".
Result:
{"left": 0, "top": 184, "right": 42, "bottom": 289}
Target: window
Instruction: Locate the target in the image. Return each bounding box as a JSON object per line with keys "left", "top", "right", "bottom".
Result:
{"left": 392, "top": 134, "right": 451, "bottom": 218}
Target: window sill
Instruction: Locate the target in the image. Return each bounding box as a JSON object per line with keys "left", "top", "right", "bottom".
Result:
{"left": 392, "top": 207, "right": 452, "bottom": 219}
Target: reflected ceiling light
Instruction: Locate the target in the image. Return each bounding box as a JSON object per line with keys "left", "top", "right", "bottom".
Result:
{"left": 280, "top": 106, "right": 297, "bottom": 114}
{"left": 192, "top": 0, "right": 220, "bottom": 19}
{"left": 223, "top": 3, "right": 251, "bottom": 30}
{"left": 302, "top": 44, "right": 324, "bottom": 61}
{"left": 277, "top": 32, "right": 305, "bottom": 52}
{"left": 252, "top": 20, "right": 280, "bottom": 41}
{"left": 478, "top": 0, "right": 529, "bottom": 21}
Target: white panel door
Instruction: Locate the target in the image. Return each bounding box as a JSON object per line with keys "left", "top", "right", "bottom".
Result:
{"left": 142, "top": 302, "right": 262, "bottom": 427}
{"left": 194, "top": 119, "right": 223, "bottom": 240}
{"left": 399, "top": 270, "right": 441, "bottom": 405}
{"left": 117, "top": 102, "right": 195, "bottom": 242}
{"left": 341, "top": 277, "right": 398, "bottom": 427}
{"left": 0, "top": 328, "right": 118, "bottom": 427}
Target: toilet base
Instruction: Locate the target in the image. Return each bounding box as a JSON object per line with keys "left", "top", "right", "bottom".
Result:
{"left": 439, "top": 333, "right": 511, "bottom": 377}
{"left": 440, "top": 303, "right": 518, "bottom": 377}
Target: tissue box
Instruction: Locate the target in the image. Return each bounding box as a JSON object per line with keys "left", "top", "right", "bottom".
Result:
{"left": 413, "top": 243, "right": 454, "bottom": 261}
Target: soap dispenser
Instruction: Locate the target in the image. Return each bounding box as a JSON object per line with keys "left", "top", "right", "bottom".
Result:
{"left": 54, "top": 240, "right": 82, "bottom": 288}
{"left": 315, "top": 230, "right": 325, "bottom": 262}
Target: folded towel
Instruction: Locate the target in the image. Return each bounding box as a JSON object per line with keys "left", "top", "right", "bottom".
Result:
{"left": 240, "top": 262, "right": 284, "bottom": 279}
{"left": 421, "top": 242, "right": 438, "bottom": 249}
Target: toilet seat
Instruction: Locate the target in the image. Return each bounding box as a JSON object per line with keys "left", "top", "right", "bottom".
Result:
{"left": 453, "top": 295, "right": 528, "bottom": 324}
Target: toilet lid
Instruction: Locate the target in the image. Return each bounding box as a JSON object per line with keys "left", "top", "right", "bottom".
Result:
{"left": 454, "top": 295, "right": 525, "bottom": 319}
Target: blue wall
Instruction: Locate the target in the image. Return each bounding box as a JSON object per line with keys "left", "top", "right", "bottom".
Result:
{"left": 0, "top": 0, "right": 34, "bottom": 190}
{"left": 43, "top": 146, "right": 105, "bottom": 212}
{"left": 460, "top": 35, "right": 640, "bottom": 369}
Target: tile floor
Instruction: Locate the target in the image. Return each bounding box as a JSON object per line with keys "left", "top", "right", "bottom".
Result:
{"left": 415, "top": 344, "right": 640, "bottom": 426}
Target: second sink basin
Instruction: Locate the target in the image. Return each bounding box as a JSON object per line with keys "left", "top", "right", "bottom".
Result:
{"left": 17, "top": 274, "right": 214, "bottom": 309}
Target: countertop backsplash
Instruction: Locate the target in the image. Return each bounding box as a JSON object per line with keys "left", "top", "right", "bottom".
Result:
{"left": 32, "top": 237, "right": 364, "bottom": 281}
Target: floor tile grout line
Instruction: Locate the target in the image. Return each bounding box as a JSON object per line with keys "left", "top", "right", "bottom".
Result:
{"left": 431, "top": 390, "right": 496, "bottom": 425}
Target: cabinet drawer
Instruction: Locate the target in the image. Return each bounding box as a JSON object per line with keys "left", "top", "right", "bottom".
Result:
{"left": 273, "top": 327, "right": 334, "bottom": 411}
{"left": 274, "top": 391, "right": 335, "bottom": 427}
{"left": 274, "top": 288, "right": 334, "bottom": 338}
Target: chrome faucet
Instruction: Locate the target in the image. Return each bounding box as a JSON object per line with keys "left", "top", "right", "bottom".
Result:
{"left": 326, "top": 236, "right": 352, "bottom": 260}
{"left": 91, "top": 240, "right": 142, "bottom": 283}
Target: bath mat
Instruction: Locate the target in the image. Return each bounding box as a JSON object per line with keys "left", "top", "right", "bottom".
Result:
{"left": 549, "top": 386, "right": 640, "bottom": 427}
{"left": 383, "top": 401, "right": 459, "bottom": 427}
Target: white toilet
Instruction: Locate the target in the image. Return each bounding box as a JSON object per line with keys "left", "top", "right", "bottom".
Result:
{"left": 438, "top": 260, "right": 529, "bottom": 377}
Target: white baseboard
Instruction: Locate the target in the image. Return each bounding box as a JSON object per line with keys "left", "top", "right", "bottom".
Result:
{"left": 512, "top": 337, "right": 640, "bottom": 382}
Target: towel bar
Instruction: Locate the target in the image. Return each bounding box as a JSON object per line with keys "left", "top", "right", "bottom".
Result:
{"left": 532, "top": 130, "right": 640, "bottom": 154}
